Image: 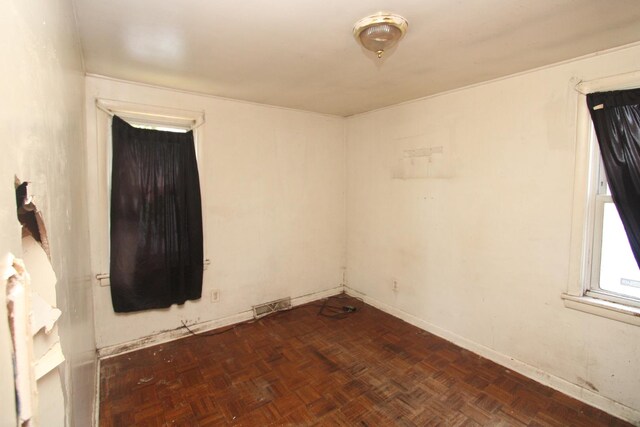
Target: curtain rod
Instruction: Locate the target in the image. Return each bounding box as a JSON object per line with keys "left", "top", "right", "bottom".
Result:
{"left": 574, "top": 70, "right": 640, "bottom": 95}
{"left": 95, "top": 100, "right": 206, "bottom": 130}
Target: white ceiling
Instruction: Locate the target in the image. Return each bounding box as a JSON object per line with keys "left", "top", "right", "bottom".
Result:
{"left": 73, "top": 0, "right": 640, "bottom": 117}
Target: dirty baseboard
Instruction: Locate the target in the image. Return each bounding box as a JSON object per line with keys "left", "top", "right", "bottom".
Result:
{"left": 92, "top": 358, "right": 100, "bottom": 427}
{"left": 97, "top": 285, "right": 344, "bottom": 359}
{"left": 344, "top": 286, "right": 640, "bottom": 425}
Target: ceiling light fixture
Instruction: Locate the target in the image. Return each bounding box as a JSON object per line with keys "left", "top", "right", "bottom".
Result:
{"left": 353, "top": 12, "right": 408, "bottom": 59}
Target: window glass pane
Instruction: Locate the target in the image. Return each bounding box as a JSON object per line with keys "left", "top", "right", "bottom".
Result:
{"left": 599, "top": 203, "right": 640, "bottom": 299}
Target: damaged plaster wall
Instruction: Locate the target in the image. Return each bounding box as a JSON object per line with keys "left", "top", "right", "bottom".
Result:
{"left": 0, "top": 0, "right": 96, "bottom": 425}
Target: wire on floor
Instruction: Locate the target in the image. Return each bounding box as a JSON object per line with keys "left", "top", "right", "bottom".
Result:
{"left": 317, "top": 294, "right": 364, "bottom": 319}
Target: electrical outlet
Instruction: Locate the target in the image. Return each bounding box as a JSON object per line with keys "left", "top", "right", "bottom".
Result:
{"left": 211, "top": 289, "right": 220, "bottom": 302}
{"left": 393, "top": 280, "right": 399, "bottom": 292}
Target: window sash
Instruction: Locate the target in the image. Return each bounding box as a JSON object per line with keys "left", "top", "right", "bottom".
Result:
{"left": 587, "top": 147, "right": 640, "bottom": 307}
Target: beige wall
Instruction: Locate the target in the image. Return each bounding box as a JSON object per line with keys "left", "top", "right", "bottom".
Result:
{"left": 0, "top": 0, "right": 96, "bottom": 425}
{"left": 85, "top": 76, "right": 347, "bottom": 350}
{"left": 346, "top": 44, "right": 640, "bottom": 422}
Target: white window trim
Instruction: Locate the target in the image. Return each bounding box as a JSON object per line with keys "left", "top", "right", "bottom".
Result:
{"left": 563, "top": 71, "right": 640, "bottom": 326}
{"left": 89, "top": 99, "right": 209, "bottom": 287}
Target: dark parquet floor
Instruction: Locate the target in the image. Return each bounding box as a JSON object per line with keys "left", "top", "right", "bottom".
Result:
{"left": 99, "top": 294, "right": 633, "bottom": 426}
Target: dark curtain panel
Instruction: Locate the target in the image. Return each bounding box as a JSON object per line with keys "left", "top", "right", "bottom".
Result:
{"left": 110, "top": 116, "right": 203, "bottom": 312}
{"left": 587, "top": 89, "right": 640, "bottom": 268}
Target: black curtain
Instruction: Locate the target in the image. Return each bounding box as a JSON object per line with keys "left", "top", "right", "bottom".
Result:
{"left": 587, "top": 89, "right": 640, "bottom": 268}
{"left": 110, "top": 116, "right": 203, "bottom": 312}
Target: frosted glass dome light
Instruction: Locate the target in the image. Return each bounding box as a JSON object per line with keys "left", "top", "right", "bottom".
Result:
{"left": 353, "top": 12, "right": 408, "bottom": 58}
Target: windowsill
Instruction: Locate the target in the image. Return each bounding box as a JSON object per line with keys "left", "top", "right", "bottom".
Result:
{"left": 562, "top": 293, "right": 640, "bottom": 326}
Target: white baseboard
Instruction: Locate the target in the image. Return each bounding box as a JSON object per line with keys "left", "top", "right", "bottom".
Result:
{"left": 93, "top": 358, "right": 100, "bottom": 427}
{"left": 345, "top": 287, "right": 640, "bottom": 425}
{"left": 97, "top": 286, "right": 344, "bottom": 359}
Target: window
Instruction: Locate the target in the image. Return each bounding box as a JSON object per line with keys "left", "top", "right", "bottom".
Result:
{"left": 564, "top": 73, "right": 640, "bottom": 325}
{"left": 586, "top": 128, "right": 640, "bottom": 307}
{"left": 109, "top": 115, "right": 204, "bottom": 312}
{"left": 88, "top": 100, "right": 208, "bottom": 291}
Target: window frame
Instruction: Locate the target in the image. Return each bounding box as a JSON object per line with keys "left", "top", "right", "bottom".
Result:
{"left": 563, "top": 71, "right": 640, "bottom": 325}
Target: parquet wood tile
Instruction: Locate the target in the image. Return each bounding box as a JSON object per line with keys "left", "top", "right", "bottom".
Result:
{"left": 99, "top": 294, "right": 633, "bottom": 426}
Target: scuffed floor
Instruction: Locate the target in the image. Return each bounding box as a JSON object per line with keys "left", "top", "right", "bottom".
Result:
{"left": 99, "top": 294, "right": 632, "bottom": 426}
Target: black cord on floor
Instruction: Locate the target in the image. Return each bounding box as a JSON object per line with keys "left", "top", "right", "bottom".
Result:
{"left": 317, "top": 294, "right": 363, "bottom": 319}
